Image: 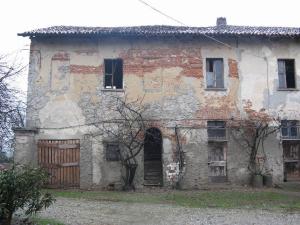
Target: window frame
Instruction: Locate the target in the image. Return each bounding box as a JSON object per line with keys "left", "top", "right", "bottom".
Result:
{"left": 277, "top": 59, "right": 297, "bottom": 90}
{"left": 104, "top": 142, "right": 120, "bottom": 161}
{"left": 206, "top": 58, "right": 224, "bottom": 89}
{"left": 281, "top": 120, "right": 299, "bottom": 139}
{"left": 104, "top": 58, "right": 123, "bottom": 90}
{"left": 207, "top": 121, "right": 227, "bottom": 141}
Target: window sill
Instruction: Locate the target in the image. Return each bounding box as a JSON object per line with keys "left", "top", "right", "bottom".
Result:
{"left": 205, "top": 88, "right": 227, "bottom": 91}
{"left": 101, "top": 88, "right": 125, "bottom": 92}
{"left": 277, "top": 88, "right": 299, "bottom": 91}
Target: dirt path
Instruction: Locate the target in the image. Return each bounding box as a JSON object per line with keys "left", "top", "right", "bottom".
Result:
{"left": 39, "top": 197, "right": 300, "bottom": 225}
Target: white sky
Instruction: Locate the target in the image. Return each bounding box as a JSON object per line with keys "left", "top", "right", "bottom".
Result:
{"left": 1, "top": 0, "right": 300, "bottom": 91}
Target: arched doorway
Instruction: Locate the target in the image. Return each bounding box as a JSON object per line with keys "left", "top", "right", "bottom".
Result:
{"left": 144, "top": 128, "right": 163, "bottom": 186}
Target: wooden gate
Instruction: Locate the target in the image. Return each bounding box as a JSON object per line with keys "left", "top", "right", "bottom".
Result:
{"left": 38, "top": 139, "right": 80, "bottom": 188}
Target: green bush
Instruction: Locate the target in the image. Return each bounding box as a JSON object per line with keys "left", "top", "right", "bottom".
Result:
{"left": 0, "top": 165, "right": 55, "bottom": 225}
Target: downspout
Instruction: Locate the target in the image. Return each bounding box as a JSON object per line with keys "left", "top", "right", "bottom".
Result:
{"left": 263, "top": 56, "right": 270, "bottom": 111}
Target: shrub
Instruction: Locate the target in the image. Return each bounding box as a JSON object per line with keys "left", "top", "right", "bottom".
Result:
{"left": 0, "top": 165, "right": 55, "bottom": 225}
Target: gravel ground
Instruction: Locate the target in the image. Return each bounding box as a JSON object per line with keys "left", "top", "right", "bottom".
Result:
{"left": 39, "top": 197, "right": 300, "bottom": 225}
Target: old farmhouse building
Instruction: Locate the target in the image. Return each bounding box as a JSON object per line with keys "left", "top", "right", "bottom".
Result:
{"left": 15, "top": 18, "right": 300, "bottom": 189}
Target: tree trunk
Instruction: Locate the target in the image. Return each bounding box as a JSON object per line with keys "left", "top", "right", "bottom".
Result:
{"left": 123, "top": 163, "right": 137, "bottom": 191}
{"left": 2, "top": 212, "right": 13, "bottom": 225}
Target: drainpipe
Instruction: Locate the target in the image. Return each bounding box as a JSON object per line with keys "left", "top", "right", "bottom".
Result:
{"left": 263, "top": 56, "right": 270, "bottom": 111}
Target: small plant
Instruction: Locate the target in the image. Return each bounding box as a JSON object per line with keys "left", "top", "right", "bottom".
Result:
{"left": 0, "top": 165, "right": 55, "bottom": 225}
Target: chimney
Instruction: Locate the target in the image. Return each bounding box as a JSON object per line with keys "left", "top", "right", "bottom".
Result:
{"left": 216, "top": 17, "right": 227, "bottom": 26}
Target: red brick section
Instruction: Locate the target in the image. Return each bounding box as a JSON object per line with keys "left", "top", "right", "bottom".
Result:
{"left": 52, "top": 52, "right": 70, "bottom": 61}
{"left": 120, "top": 47, "right": 203, "bottom": 78}
{"left": 228, "top": 58, "right": 239, "bottom": 78}
{"left": 70, "top": 65, "right": 103, "bottom": 74}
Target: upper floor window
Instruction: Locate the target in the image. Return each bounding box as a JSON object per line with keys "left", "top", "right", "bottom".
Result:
{"left": 278, "top": 59, "right": 296, "bottom": 89}
{"left": 207, "top": 121, "right": 227, "bottom": 141}
{"left": 206, "top": 58, "right": 224, "bottom": 89}
{"left": 104, "top": 59, "right": 123, "bottom": 89}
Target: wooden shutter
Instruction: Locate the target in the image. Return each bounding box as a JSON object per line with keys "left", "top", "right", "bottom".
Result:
{"left": 278, "top": 60, "right": 286, "bottom": 88}
{"left": 113, "top": 59, "right": 123, "bottom": 89}
{"left": 206, "top": 72, "right": 215, "bottom": 88}
{"left": 214, "top": 59, "right": 224, "bottom": 88}
{"left": 104, "top": 59, "right": 113, "bottom": 88}
{"left": 206, "top": 60, "right": 215, "bottom": 88}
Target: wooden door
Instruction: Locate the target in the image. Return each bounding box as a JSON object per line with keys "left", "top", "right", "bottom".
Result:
{"left": 38, "top": 139, "right": 80, "bottom": 188}
{"left": 208, "top": 142, "right": 227, "bottom": 182}
{"left": 283, "top": 141, "right": 300, "bottom": 181}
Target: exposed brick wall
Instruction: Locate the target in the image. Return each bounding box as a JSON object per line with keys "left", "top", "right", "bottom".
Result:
{"left": 120, "top": 48, "right": 203, "bottom": 78}
{"left": 70, "top": 65, "right": 103, "bottom": 74}
{"left": 228, "top": 58, "right": 239, "bottom": 78}
{"left": 52, "top": 52, "right": 70, "bottom": 61}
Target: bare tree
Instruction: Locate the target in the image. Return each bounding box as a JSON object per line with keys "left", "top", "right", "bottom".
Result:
{"left": 230, "top": 100, "right": 280, "bottom": 176}
{"left": 93, "top": 95, "right": 148, "bottom": 190}
{"left": 0, "top": 54, "right": 25, "bottom": 156}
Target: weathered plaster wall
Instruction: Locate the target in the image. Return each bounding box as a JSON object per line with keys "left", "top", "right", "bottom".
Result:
{"left": 17, "top": 36, "right": 300, "bottom": 188}
{"left": 239, "top": 38, "right": 300, "bottom": 118}
{"left": 14, "top": 128, "right": 38, "bottom": 165}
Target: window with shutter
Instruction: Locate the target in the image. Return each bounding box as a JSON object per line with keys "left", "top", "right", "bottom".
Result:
{"left": 278, "top": 59, "right": 296, "bottom": 89}
{"left": 104, "top": 59, "right": 123, "bottom": 89}
{"left": 206, "top": 58, "right": 224, "bottom": 89}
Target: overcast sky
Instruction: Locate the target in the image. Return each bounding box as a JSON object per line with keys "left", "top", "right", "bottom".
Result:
{"left": 1, "top": 0, "right": 300, "bottom": 90}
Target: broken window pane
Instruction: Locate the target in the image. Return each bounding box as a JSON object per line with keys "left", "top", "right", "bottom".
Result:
{"left": 104, "top": 58, "right": 123, "bottom": 89}
{"left": 105, "top": 142, "right": 120, "bottom": 161}
{"left": 278, "top": 59, "right": 296, "bottom": 89}
{"left": 206, "top": 58, "right": 224, "bottom": 88}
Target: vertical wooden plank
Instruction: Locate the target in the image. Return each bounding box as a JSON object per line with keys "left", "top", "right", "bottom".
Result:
{"left": 72, "top": 140, "right": 74, "bottom": 187}
{"left": 59, "top": 142, "right": 62, "bottom": 188}
{"left": 49, "top": 140, "right": 52, "bottom": 186}
{"left": 76, "top": 146, "right": 80, "bottom": 186}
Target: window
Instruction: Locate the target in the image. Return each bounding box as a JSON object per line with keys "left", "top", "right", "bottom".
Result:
{"left": 278, "top": 59, "right": 296, "bottom": 89}
{"left": 104, "top": 59, "right": 123, "bottom": 89}
{"left": 281, "top": 120, "right": 299, "bottom": 139}
{"left": 206, "top": 58, "right": 224, "bottom": 88}
{"left": 207, "top": 121, "right": 226, "bottom": 141}
{"left": 105, "top": 142, "right": 120, "bottom": 161}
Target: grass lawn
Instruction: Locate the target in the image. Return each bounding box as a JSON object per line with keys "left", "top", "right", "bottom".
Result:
{"left": 46, "top": 188, "right": 300, "bottom": 211}
{"left": 31, "top": 216, "right": 65, "bottom": 225}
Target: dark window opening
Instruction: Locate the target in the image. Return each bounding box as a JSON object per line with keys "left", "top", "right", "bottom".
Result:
{"left": 105, "top": 142, "right": 120, "bottom": 161}
{"left": 206, "top": 58, "right": 224, "bottom": 88}
{"left": 278, "top": 59, "right": 296, "bottom": 89}
{"left": 104, "top": 59, "right": 123, "bottom": 89}
{"left": 207, "top": 121, "right": 226, "bottom": 140}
